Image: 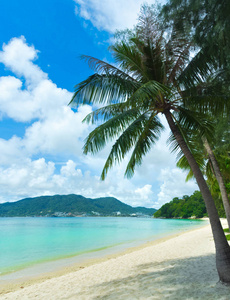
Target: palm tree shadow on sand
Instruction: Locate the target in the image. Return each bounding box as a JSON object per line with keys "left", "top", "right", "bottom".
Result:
{"left": 80, "top": 254, "right": 230, "bottom": 300}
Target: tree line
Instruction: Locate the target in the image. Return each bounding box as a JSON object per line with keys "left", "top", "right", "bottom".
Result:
{"left": 154, "top": 191, "right": 207, "bottom": 219}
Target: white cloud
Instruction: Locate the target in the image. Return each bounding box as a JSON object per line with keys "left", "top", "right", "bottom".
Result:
{"left": 0, "top": 37, "right": 71, "bottom": 122}
{"left": 0, "top": 36, "right": 197, "bottom": 208}
{"left": 156, "top": 168, "right": 198, "bottom": 208}
{"left": 134, "top": 185, "right": 154, "bottom": 206}
{"left": 0, "top": 36, "right": 46, "bottom": 86}
{"left": 0, "top": 158, "right": 156, "bottom": 208}
{"left": 0, "top": 136, "right": 25, "bottom": 165}
{"left": 74, "top": 0, "right": 164, "bottom": 33}
{"left": 0, "top": 158, "right": 55, "bottom": 202}
{"left": 23, "top": 105, "right": 92, "bottom": 156}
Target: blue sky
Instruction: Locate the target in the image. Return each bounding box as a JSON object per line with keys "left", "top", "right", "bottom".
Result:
{"left": 0, "top": 0, "right": 197, "bottom": 208}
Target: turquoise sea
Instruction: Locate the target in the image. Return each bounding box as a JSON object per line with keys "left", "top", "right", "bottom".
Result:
{"left": 0, "top": 217, "right": 206, "bottom": 277}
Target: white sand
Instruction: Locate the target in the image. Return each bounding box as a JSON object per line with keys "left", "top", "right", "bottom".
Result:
{"left": 1, "top": 220, "right": 230, "bottom": 299}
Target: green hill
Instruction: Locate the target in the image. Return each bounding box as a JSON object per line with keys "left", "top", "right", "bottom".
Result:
{"left": 154, "top": 191, "right": 207, "bottom": 219}
{"left": 0, "top": 194, "right": 157, "bottom": 217}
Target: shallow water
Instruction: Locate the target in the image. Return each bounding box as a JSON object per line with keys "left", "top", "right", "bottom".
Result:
{"left": 0, "top": 217, "right": 206, "bottom": 275}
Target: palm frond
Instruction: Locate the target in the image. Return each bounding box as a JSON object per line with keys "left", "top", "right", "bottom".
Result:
{"left": 181, "top": 78, "right": 230, "bottom": 115}
{"left": 80, "top": 55, "right": 135, "bottom": 80}
{"left": 206, "top": 158, "right": 216, "bottom": 183}
{"left": 131, "top": 37, "right": 165, "bottom": 83}
{"left": 111, "top": 42, "right": 149, "bottom": 81}
{"left": 124, "top": 114, "right": 164, "bottom": 178}
{"left": 176, "top": 153, "right": 206, "bottom": 181}
{"left": 184, "top": 94, "right": 230, "bottom": 116}
{"left": 177, "top": 47, "right": 217, "bottom": 88}
{"left": 83, "top": 108, "right": 141, "bottom": 155}
{"left": 127, "top": 80, "right": 170, "bottom": 109}
{"left": 83, "top": 102, "right": 130, "bottom": 124}
{"left": 175, "top": 107, "right": 214, "bottom": 140}
{"left": 100, "top": 112, "right": 160, "bottom": 179}
{"left": 70, "top": 73, "right": 140, "bottom": 106}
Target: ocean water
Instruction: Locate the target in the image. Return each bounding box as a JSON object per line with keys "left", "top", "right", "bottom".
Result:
{"left": 0, "top": 217, "right": 206, "bottom": 276}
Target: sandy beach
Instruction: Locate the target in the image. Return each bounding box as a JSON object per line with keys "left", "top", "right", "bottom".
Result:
{"left": 1, "top": 220, "right": 230, "bottom": 299}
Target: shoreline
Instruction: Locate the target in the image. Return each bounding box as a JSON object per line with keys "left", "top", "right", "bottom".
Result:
{"left": 0, "top": 227, "right": 204, "bottom": 294}
{"left": 1, "top": 220, "right": 228, "bottom": 299}
{"left": 0, "top": 219, "right": 207, "bottom": 287}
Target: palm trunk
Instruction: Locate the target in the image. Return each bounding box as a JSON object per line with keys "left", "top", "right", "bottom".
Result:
{"left": 164, "top": 109, "right": 230, "bottom": 284}
{"left": 203, "top": 137, "right": 230, "bottom": 230}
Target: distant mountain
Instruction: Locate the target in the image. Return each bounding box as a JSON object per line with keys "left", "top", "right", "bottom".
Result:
{"left": 0, "top": 194, "right": 157, "bottom": 217}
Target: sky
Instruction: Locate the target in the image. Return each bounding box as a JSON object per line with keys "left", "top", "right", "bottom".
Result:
{"left": 0, "top": 0, "right": 198, "bottom": 208}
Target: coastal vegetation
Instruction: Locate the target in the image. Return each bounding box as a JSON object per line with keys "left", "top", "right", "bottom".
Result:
{"left": 174, "top": 116, "right": 230, "bottom": 224}
{"left": 155, "top": 189, "right": 227, "bottom": 219}
{"left": 224, "top": 229, "right": 230, "bottom": 241}
{"left": 70, "top": 2, "right": 230, "bottom": 283}
{"left": 154, "top": 191, "right": 207, "bottom": 219}
{"left": 0, "top": 194, "right": 156, "bottom": 217}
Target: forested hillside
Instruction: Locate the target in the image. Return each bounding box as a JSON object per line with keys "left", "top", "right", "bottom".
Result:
{"left": 0, "top": 194, "right": 156, "bottom": 217}
{"left": 154, "top": 191, "right": 207, "bottom": 219}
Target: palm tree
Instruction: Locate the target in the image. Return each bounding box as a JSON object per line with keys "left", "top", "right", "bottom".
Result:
{"left": 174, "top": 119, "right": 230, "bottom": 230}
{"left": 161, "top": 0, "right": 230, "bottom": 78}
{"left": 70, "top": 5, "right": 230, "bottom": 283}
{"left": 203, "top": 137, "right": 230, "bottom": 228}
